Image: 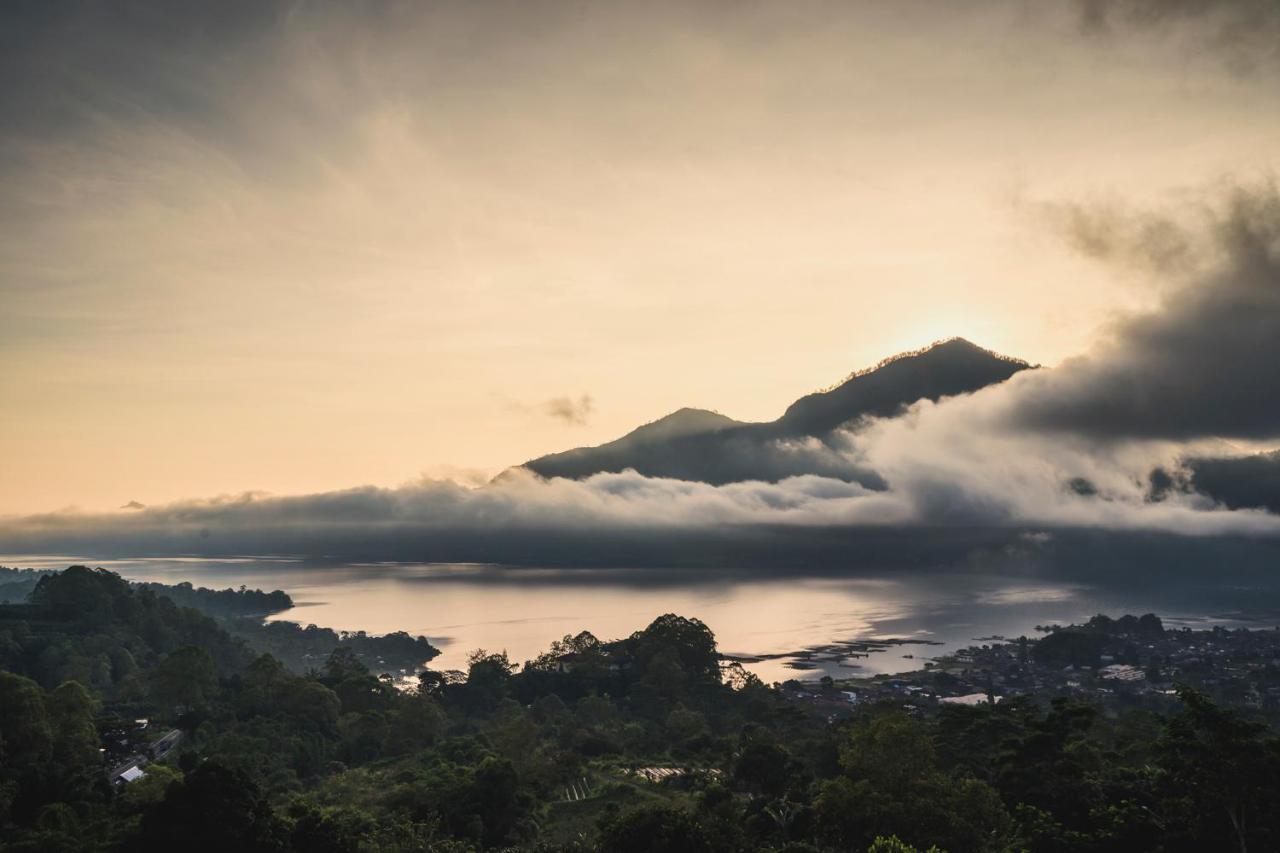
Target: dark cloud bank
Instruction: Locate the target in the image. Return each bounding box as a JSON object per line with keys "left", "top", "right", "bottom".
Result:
{"left": 1075, "top": 0, "right": 1280, "bottom": 75}
{"left": 1013, "top": 183, "right": 1280, "bottom": 440}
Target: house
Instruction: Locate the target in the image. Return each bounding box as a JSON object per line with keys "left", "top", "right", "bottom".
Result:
{"left": 112, "top": 764, "right": 146, "bottom": 786}
{"left": 940, "top": 693, "right": 994, "bottom": 706}
{"left": 148, "top": 729, "right": 183, "bottom": 760}
{"left": 1099, "top": 664, "right": 1145, "bottom": 683}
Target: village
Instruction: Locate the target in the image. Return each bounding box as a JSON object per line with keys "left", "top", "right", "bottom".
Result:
{"left": 99, "top": 716, "right": 184, "bottom": 788}
{"left": 779, "top": 614, "right": 1280, "bottom": 722}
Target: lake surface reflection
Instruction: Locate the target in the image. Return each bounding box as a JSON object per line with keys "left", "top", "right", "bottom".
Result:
{"left": 8, "top": 554, "right": 1280, "bottom": 683}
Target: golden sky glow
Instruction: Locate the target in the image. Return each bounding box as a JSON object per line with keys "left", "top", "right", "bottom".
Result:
{"left": 2, "top": 1, "right": 1278, "bottom": 514}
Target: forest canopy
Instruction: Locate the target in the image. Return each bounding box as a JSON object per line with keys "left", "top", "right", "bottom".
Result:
{"left": 1, "top": 566, "right": 1278, "bottom": 852}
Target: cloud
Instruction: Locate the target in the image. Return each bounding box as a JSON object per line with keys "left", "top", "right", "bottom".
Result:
{"left": 0, "top": 455, "right": 1275, "bottom": 571}
{"left": 0, "top": 468, "right": 911, "bottom": 566}
{"left": 544, "top": 395, "right": 594, "bottom": 426}
{"left": 1031, "top": 196, "right": 1194, "bottom": 278}
{"left": 503, "top": 394, "right": 596, "bottom": 426}
{"left": 1183, "top": 450, "right": 1280, "bottom": 513}
{"left": 1005, "top": 180, "right": 1280, "bottom": 441}
{"left": 1075, "top": 0, "right": 1280, "bottom": 75}
{"left": 851, "top": 391, "right": 1276, "bottom": 536}
{"left": 811, "top": 180, "right": 1280, "bottom": 532}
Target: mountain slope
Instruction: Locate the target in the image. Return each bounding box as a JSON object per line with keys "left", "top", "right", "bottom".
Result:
{"left": 522, "top": 408, "right": 746, "bottom": 482}
{"left": 774, "top": 338, "right": 1030, "bottom": 436}
{"left": 524, "top": 338, "right": 1031, "bottom": 485}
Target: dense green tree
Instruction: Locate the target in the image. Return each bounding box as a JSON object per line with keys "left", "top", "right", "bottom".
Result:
{"left": 995, "top": 699, "right": 1102, "bottom": 831}
{"left": 598, "top": 803, "right": 713, "bottom": 853}
{"left": 286, "top": 803, "right": 377, "bottom": 853}
{"left": 150, "top": 645, "right": 218, "bottom": 710}
{"left": 1033, "top": 630, "right": 1103, "bottom": 668}
{"left": 734, "top": 725, "right": 798, "bottom": 796}
{"left": 815, "top": 712, "right": 1011, "bottom": 852}
{"left": 30, "top": 566, "right": 131, "bottom": 627}
{"left": 281, "top": 679, "right": 343, "bottom": 734}
{"left": 631, "top": 615, "right": 720, "bottom": 685}
{"left": 453, "top": 649, "right": 516, "bottom": 714}
{"left": 1155, "top": 687, "right": 1280, "bottom": 852}
{"left": 0, "top": 671, "right": 53, "bottom": 770}
{"left": 47, "top": 681, "right": 99, "bottom": 766}
{"left": 132, "top": 762, "right": 287, "bottom": 853}
{"left": 117, "top": 764, "right": 182, "bottom": 814}
{"left": 866, "top": 836, "right": 944, "bottom": 853}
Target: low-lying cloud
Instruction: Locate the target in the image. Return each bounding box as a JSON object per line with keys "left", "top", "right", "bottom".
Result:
{"left": 4, "top": 182, "right": 1280, "bottom": 565}
{"left": 0, "top": 454, "right": 1274, "bottom": 569}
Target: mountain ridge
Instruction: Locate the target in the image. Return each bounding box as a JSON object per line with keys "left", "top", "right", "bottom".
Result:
{"left": 523, "top": 338, "right": 1031, "bottom": 485}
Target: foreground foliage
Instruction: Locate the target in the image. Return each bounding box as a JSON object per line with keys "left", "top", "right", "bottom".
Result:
{"left": 1, "top": 566, "right": 1279, "bottom": 852}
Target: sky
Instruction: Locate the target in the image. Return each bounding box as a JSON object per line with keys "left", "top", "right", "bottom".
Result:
{"left": 2, "top": 0, "right": 1280, "bottom": 520}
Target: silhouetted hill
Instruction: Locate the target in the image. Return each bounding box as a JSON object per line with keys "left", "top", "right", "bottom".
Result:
{"left": 524, "top": 338, "right": 1030, "bottom": 485}
{"left": 775, "top": 337, "right": 1029, "bottom": 435}
{"left": 561, "top": 408, "right": 742, "bottom": 460}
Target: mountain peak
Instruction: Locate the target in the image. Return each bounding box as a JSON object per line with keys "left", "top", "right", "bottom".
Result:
{"left": 775, "top": 338, "right": 1030, "bottom": 435}
{"left": 623, "top": 408, "right": 741, "bottom": 443}
{"left": 921, "top": 336, "right": 1029, "bottom": 366}
{"left": 817, "top": 337, "right": 1028, "bottom": 393}
{"left": 524, "top": 338, "right": 1031, "bottom": 484}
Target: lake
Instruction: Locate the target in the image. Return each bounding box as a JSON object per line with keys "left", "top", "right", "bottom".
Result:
{"left": 7, "top": 553, "right": 1280, "bottom": 683}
